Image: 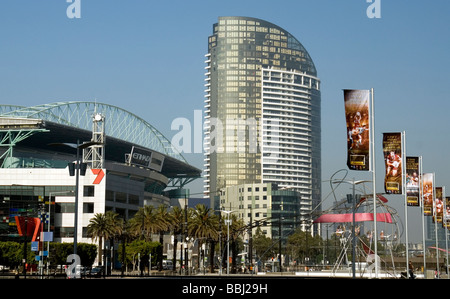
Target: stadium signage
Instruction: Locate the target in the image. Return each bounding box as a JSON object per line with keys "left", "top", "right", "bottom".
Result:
{"left": 132, "top": 152, "right": 152, "bottom": 164}
{"left": 129, "top": 146, "right": 164, "bottom": 172}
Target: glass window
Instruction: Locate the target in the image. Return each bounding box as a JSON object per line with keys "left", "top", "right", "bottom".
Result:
{"left": 56, "top": 227, "right": 74, "bottom": 238}
{"left": 106, "top": 190, "right": 114, "bottom": 202}
{"left": 55, "top": 203, "right": 75, "bottom": 213}
{"left": 116, "top": 192, "right": 127, "bottom": 203}
{"left": 83, "top": 203, "right": 94, "bottom": 213}
{"left": 129, "top": 194, "right": 139, "bottom": 205}
{"left": 83, "top": 186, "right": 95, "bottom": 197}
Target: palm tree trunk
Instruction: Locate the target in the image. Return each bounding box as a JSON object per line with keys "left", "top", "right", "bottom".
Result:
{"left": 173, "top": 232, "right": 178, "bottom": 272}
{"left": 98, "top": 237, "right": 103, "bottom": 266}
{"left": 231, "top": 240, "right": 237, "bottom": 274}
{"left": 197, "top": 240, "right": 202, "bottom": 271}
{"left": 109, "top": 237, "right": 114, "bottom": 275}
{"left": 209, "top": 240, "right": 215, "bottom": 273}
{"left": 121, "top": 238, "right": 126, "bottom": 277}
{"left": 159, "top": 232, "right": 163, "bottom": 271}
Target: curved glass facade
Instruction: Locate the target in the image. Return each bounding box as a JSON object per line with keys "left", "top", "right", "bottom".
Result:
{"left": 204, "top": 17, "right": 321, "bottom": 223}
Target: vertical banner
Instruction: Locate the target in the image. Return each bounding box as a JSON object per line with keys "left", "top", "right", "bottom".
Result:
{"left": 344, "top": 89, "right": 370, "bottom": 171}
{"left": 434, "top": 187, "right": 443, "bottom": 223}
{"left": 383, "top": 132, "right": 403, "bottom": 194}
{"left": 406, "top": 156, "right": 420, "bottom": 206}
{"left": 444, "top": 197, "right": 450, "bottom": 229}
{"left": 422, "top": 173, "right": 434, "bottom": 215}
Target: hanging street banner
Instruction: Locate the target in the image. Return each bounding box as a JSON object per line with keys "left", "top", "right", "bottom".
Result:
{"left": 444, "top": 197, "right": 450, "bottom": 229}
{"left": 344, "top": 89, "right": 370, "bottom": 171}
{"left": 434, "top": 187, "right": 443, "bottom": 223}
{"left": 383, "top": 132, "right": 403, "bottom": 194}
{"left": 422, "top": 173, "right": 434, "bottom": 216}
{"left": 406, "top": 156, "right": 420, "bottom": 206}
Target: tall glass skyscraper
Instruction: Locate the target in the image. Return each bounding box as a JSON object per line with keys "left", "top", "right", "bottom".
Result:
{"left": 204, "top": 17, "right": 321, "bottom": 223}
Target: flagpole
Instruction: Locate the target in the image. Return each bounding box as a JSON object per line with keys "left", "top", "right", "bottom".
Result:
{"left": 443, "top": 186, "right": 449, "bottom": 279}
{"left": 403, "top": 131, "right": 410, "bottom": 278}
{"left": 420, "top": 156, "right": 426, "bottom": 277}
{"left": 371, "top": 87, "right": 378, "bottom": 278}
{"left": 433, "top": 173, "right": 439, "bottom": 278}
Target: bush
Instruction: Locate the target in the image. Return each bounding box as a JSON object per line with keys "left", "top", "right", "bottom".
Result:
{"left": 118, "top": 240, "right": 161, "bottom": 271}
{"left": 0, "top": 241, "right": 34, "bottom": 269}
{"left": 49, "top": 242, "right": 97, "bottom": 267}
{"left": 0, "top": 241, "right": 97, "bottom": 269}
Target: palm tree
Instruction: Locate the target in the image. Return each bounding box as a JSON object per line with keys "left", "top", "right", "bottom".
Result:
{"left": 228, "top": 214, "right": 245, "bottom": 273}
{"left": 129, "top": 205, "right": 161, "bottom": 241}
{"left": 87, "top": 211, "right": 117, "bottom": 267}
{"left": 169, "top": 206, "right": 184, "bottom": 272}
{"left": 188, "top": 204, "right": 219, "bottom": 272}
{"left": 115, "top": 218, "right": 132, "bottom": 276}
{"left": 105, "top": 211, "right": 124, "bottom": 275}
{"left": 155, "top": 205, "right": 172, "bottom": 271}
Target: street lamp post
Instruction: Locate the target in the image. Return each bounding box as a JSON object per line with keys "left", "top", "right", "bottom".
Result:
{"left": 50, "top": 140, "right": 103, "bottom": 258}
{"left": 279, "top": 204, "right": 283, "bottom": 273}
{"left": 221, "top": 209, "right": 233, "bottom": 275}
{"left": 47, "top": 190, "right": 73, "bottom": 274}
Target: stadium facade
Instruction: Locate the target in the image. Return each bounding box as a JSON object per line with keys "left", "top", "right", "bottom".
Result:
{"left": 0, "top": 102, "right": 201, "bottom": 246}
{"left": 204, "top": 17, "right": 321, "bottom": 230}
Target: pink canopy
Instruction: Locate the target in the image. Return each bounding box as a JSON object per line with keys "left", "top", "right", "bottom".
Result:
{"left": 429, "top": 247, "right": 450, "bottom": 254}
{"left": 313, "top": 213, "right": 392, "bottom": 224}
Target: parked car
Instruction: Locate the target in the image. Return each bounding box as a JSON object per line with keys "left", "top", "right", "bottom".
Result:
{"left": 88, "top": 266, "right": 104, "bottom": 277}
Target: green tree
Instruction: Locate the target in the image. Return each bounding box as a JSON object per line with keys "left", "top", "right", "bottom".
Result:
{"left": 287, "top": 228, "right": 323, "bottom": 265}
{"left": 188, "top": 204, "right": 219, "bottom": 271}
{"left": 86, "top": 211, "right": 117, "bottom": 267}
{"left": 116, "top": 219, "right": 132, "bottom": 276}
{"left": 228, "top": 214, "right": 245, "bottom": 273}
{"left": 0, "top": 241, "right": 33, "bottom": 270}
{"left": 169, "top": 206, "right": 184, "bottom": 272}
{"left": 155, "top": 205, "right": 172, "bottom": 271}
{"left": 252, "top": 227, "right": 275, "bottom": 264}
{"left": 119, "top": 239, "right": 161, "bottom": 275}
{"left": 48, "top": 242, "right": 96, "bottom": 267}
{"left": 129, "top": 205, "right": 161, "bottom": 241}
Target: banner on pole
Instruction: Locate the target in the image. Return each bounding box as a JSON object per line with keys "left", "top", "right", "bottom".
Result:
{"left": 434, "top": 187, "right": 443, "bottom": 223}
{"left": 422, "top": 173, "right": 434, "bottom": 216}
{"left": 444, "top": 197, "right": 450, "bottom": 229}
{"left": 383, "top": 132, "right": 403, "bottom": 194}
{"left": 406, "top": 156, "right": 420, "bottom": 206}
{"left": 344, "top": 89, "right": 370, "bottom": 171}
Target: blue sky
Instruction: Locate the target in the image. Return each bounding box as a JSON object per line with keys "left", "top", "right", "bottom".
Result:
{"left": 1, "top": 0, "right": 449, "bottom": 242}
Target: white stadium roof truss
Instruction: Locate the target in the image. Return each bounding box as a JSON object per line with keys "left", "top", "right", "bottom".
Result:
{"left": 0, "top": 102, "right": 186, "bottom": 163}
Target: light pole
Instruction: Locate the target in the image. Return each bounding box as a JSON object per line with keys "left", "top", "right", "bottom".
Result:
{"left": 47, "top": 190, "right": 73, "bottom": 274}
{"left": 221, "top": 209, "right": 233, "bottom": 275}
{"left": 50, "top": 140, "right": 103, "bottom": 257}
{"left": 279, "top": 204, "right": 283, "bottom": 273}
{"left": 333, "top": 179, "right": 370, "bottom": 279}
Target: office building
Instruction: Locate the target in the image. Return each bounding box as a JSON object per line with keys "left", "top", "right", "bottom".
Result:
{"left": 219, "top": 182, "right": 301, "bottom": 240}
{"left": 204, "top": 17, "right": 321, "bottom": 227}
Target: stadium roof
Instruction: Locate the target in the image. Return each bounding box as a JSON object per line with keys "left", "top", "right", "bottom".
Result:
{"left": 0, "top": 102, "right": 201, "bottom": 181}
